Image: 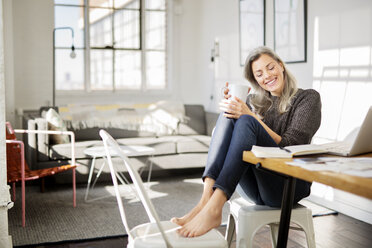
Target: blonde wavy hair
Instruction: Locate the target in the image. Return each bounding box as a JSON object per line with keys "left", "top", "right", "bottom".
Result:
{"left": 244, "top": 46, "right": 298, "bottom": 116}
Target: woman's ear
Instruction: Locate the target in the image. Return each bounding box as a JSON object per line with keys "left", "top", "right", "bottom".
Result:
{"left": 279, "top": 62, "right": 284, "bottom": 72}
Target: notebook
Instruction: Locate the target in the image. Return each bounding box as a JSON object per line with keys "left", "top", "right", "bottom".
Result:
{"left": 322, "top": 106, "right": 372, "bottom": 157}
{"left": 251, "top": 144, "right": 326, "bottom": 158}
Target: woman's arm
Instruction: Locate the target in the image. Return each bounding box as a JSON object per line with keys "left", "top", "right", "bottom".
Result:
{"left": 219, "top": 97, "right": 282, "bottom": 144}
{"left": 278, "top": 90, "right": 321, "bottom": 147}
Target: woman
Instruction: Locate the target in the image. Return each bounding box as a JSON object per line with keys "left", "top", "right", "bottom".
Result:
{"left": 172, "top": 46, "right": 321, "bottom": 238}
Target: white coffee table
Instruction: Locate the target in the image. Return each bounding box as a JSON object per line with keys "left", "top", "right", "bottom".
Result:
{"left": 84, "top": 145, "right": 155, "bottom": 201}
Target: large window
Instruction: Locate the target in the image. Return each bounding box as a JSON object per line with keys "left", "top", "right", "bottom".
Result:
{"left": 54, "top": 0, "right": 167, "bottom": 92}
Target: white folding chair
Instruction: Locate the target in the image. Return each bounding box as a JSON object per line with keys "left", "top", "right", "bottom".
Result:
{"left": 99, "top": 129, "right": 227, "bottom": 248}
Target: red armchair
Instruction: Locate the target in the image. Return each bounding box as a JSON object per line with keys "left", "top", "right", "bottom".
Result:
{"left": 6, "top": 122, "right": 77, "bottom": 227}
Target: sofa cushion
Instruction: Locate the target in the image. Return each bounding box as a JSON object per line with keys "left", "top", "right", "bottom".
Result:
{"left": 179, "top": 105, "right": 206, "bottom": 135}
{"left": 115, "top": 136, "right": 177, "bottom": 156}
{"left": 49, "top": 140, "right": 104, "bottom": 160}
{"left": 174, "top": 135, "right": 211, "bottom": 153}
{"left": 147, "top": 153, "right": 208, "bottom": 169}
{"left": 48, "top": 135, "right": 212, "bottom": 160}
{"left": 72, "top": 127, "right": 155, "bottom": 141}
{"left": 46, "top": 108, "right": 70, "bottom": 144}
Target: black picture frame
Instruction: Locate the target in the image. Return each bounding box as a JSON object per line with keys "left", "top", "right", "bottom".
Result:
{"left": 274, "top": 0, "right": 307, "bottom": 63}
{"left": 239, "top": 0, "right": 266, "bottom": 66}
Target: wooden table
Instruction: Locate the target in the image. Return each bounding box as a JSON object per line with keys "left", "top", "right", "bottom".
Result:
{"left": 242, "top": 151, "right": 372, "bottom": 248}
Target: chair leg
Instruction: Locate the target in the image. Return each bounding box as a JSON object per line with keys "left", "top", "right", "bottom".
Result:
{"left": 269, "top": 223, "right": 279, "bottom": 248}
{"left": 236, "top": 223, "right": 257, "bottom": 248}
{"left": 40, "top": 178, "right": 45, "bottom": 193}
{"left": 73, "top": 167, "right": 76, "bottom": 207}
{"left": 225, "top": 214, "right": 236, "bottom": 248}
{"left": 12, "top": 182, "right": 16, "bottom": 201}
{"left": 302, "top": 211, "right": 316, "bottom": 248}
{"left": 22, "top": 179, "right": 25, "bottom": 227}
{"left": 85, "top": 157, "right": 97, "bottom": 201}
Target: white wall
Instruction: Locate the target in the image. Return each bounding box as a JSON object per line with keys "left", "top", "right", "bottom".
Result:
{"left": 306, "top": 0, "right": 372, "bottom": 224}
{"left": 12, "top": 0, "right": 53, "bottom": 109}
{"left": 3, "top": 0, "right": 14, "bottom": 127}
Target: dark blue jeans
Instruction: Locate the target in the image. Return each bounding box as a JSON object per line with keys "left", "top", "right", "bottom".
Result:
{"left": 202, "top": 114, "right": 311, "bottom": 207}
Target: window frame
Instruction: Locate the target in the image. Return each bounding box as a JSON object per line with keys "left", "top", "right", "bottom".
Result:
{"left": 54, "top": 0, "right": 169, "bottom": 96}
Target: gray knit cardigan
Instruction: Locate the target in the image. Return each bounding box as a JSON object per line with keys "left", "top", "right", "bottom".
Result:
{"left": 249, "top": 88, "right": 322, "bottom": 147}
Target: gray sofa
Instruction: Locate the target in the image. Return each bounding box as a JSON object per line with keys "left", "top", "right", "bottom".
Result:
{"left": 23, "top": 104, "right": 219, "bottom": 184}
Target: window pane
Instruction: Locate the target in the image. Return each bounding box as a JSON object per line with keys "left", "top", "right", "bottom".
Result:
{"left": 55, "top": 0, "right": 82, "bottom": 5}
{"left": 145, "top": 11, "right": 166, "bottom": 49}
{"left": 89, "top": 0, "right": 113, "bottom": 7}
{"left": 146, "top": 51, "right": 166, "bottom": 89}
{"left": 115, "top": 51, "right": 141, "bottom": 89}
{"left": 90, "top": 7, "right": 113, "bottom": 47}
{"left": 114, "top": 9, "right": 140, "bottom": 49}
{"left": 115, "top": 0, "right": 140, "bottom": 9}
{"left": 146, "top": 0, "right": 165, "bottom": 10}
{"left": 55, "top": 49, "right": 84, "bottom": 90}
{"left": 55, "top": 6, "right": 85, "bottom": 48}
{"left": 90, "top": 50, "right": 113, "bottom": 90}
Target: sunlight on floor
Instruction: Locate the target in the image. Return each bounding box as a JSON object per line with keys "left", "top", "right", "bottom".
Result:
{"left": 103, "top": 181, "right": 168, "bottom": 203}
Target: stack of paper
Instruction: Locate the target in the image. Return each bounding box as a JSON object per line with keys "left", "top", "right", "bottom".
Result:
{"left": 286, "top": 157, "right": 372, "bottom": 177}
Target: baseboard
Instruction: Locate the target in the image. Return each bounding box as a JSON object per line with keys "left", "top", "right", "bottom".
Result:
{"left": 308, "top": 183, "right": 372, "bottom": 225}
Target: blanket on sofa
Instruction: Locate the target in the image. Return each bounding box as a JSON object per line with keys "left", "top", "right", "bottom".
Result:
{"left": 58, "top": 100, "right": 187, "bottom": 135}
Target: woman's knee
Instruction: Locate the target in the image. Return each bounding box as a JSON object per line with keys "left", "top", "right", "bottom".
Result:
{"left": 235, "top": 115, "right": 260, "bottom": 131}
{"left": 237, "top": 114, "right": 258, "bottom": 124}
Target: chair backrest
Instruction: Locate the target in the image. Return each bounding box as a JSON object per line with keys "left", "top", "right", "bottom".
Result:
{"left": 99, "top": 129, "right": 172, "bottom": 248}
{"left": 6, "top": 122, "right": 16, "bottom": 140}
{"left": 6, "top": 122, "right": 30, "bottom": 177}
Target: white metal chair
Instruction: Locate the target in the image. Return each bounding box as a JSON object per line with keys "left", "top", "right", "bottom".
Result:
{"left": 225, "top": 197, "right": 315, "bottom": 248}
{"left": 99, "top": 129, "right": 227, "bottom": 248}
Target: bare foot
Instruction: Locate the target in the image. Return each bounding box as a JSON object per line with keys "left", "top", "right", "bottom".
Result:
{"left": 177, "top": 189, "right": 226, "bottom": 237}
{"left": 177, "top": 200, "right": 222, "bottom": 237}
{"left": 171, "top": 177, "right": 215, "bottom": 226}
{"left": 171, "top": 196, "right": 210, "bottom": 226}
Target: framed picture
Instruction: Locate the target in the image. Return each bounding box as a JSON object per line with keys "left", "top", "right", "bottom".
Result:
{"left": 239, "top": 0, "right": 265, "bottom": 66}
{"left": 274, "top": 0, "right": 307, "bottom": 63}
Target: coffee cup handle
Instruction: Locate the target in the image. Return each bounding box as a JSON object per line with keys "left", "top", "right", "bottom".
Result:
{"left": 221, "top": 86, "right": 229, "bottom": 99}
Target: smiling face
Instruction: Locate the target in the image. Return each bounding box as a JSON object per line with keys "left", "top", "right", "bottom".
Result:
{"left": 251, "top": 54, "right": 285, "bottom": 96}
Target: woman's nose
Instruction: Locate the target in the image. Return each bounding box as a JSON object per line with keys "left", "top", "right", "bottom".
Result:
{"left": 263, "top": 70, "right": 271, "bottom": 79}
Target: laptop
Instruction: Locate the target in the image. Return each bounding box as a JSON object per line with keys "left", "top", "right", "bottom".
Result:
{"left": 322, "top": 106, "right": 372, "bottom": 156}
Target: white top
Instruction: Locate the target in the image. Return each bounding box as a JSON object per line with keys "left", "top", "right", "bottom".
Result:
{"left": 84, "top": 145, "right": 155, "bottom": 158}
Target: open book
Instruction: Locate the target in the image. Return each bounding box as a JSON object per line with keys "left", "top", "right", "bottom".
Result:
{"left": 251, "top": 144, "right": 327, "bottom": 158}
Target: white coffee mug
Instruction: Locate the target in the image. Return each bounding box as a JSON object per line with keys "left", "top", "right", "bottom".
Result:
{"left": 224, "top": 84, "right": 250, "bottom": 102}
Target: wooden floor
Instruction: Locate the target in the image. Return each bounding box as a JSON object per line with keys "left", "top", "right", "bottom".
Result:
{"left": 28, "top": 212, "right": 372, "bottom": 248}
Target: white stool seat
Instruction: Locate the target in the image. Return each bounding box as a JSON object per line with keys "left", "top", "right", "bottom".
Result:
{"left": 225, "top": 197, "right": 315, "bottom": 248}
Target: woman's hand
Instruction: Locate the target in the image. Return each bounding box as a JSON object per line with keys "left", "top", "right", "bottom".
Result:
{"left": 219, "top": 96, "right": 253, "bottom": 119}
{"left": 222, "top": 82, "right": 231, "bottom": 100}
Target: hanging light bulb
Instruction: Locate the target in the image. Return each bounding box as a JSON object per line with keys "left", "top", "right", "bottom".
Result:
{"left": 70, "top": 45, "right": 76, "bottom": 59}
{"left": 53, "top": 26, "right": 76, "bottom": 107}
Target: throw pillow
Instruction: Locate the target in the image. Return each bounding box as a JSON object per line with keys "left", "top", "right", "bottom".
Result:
{"left": 45, "top": 108, "right": 70, "bottom": 144}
